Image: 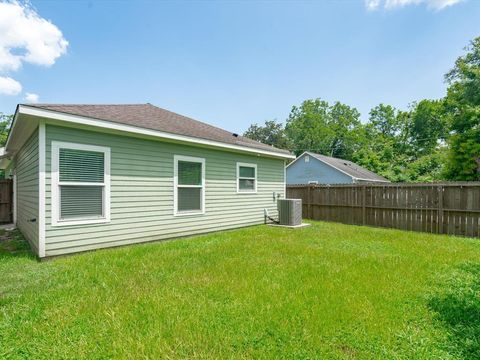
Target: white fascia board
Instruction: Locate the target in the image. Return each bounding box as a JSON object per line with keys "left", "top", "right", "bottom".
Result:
{"left": 18, "top": 105, "right": 295, "bottom": 160}
{"left": 354, "top": 178, "right": 390, "bottom": 183}
{"left": 5, "top": 108, "right": 20, "bottom": 151}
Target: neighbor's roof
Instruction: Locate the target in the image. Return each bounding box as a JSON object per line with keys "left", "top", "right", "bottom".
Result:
{"left": 304, "top": 151, "right": 389, "bottom": 182}
{"left": 22, "top": 103, "right": 292, "bottom": 157}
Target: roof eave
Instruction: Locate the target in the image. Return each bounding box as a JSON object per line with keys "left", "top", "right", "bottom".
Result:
{"left": 285, "top": 151, "right": 308, "bottom": 168}
{"left": 4, "top": 105, "right": 20, "bottom": 152}
{"left": 17, "top": 105, "right": 295, "bottom": 160}
{"left": 308, "top": 152, "right": 389, "bottom": 182}
{"left": 353, "top": 177, "right": 390, "bottom": 183}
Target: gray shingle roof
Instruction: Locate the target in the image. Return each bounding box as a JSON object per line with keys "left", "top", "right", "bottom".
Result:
{"left": 25, "top": 103, "right": 291, "bottom": 156}
{"left": 306, "top": 152, "right": 389, "bottom": 182}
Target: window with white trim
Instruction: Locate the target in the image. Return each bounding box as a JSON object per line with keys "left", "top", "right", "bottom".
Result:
{"left": 237, "top": 162, "right": 257, "bottom": 193}
{"left": 52, "top": 142, "right": 110, "bottom": 226}
{"left": 174, "top": 155, "right": 205, "bottom": 215}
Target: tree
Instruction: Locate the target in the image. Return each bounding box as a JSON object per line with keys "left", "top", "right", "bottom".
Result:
{"left": 243, "top": 120, "right": 291, "bottom": 150}
{"left": 0, "top": 114, "right": 12, "bottom": 179}
{"left": 327, "top": 102, "right": 363, "bottom": 160}
{"left": 404, "top": 149, "right": 447, "bottom": 182}
{"left": 352, "top": 105, "right": 413, "bottom": 182}
{"left": 352, "top": 102, "right": 449, "bottom": 182}
{"left": 368, "top": 104, "right": 400, "bottom": 138}
{"left": 443, "top": 37, "right": 480, "bottom": 180}
{"left": 0, "top": 113, "right": 12, "bottom": 147}
{"left": 285, "top": 99, "right": 362, "bottom": 158}
{"left": 241, "top": 36, "right": 480, "bottom": 183}
{"left": 409, "top": 99, "right": 448, "bottom": 156}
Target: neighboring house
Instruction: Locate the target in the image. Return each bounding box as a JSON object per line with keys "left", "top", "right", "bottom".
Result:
{"left": 286, "top": 151, "right": 389, "bottom": 185}
{"left": 1, "top": 103, "right": 294, "bottom": 258}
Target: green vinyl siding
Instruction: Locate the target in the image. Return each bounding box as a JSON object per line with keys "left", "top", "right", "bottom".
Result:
{"left": 15, "top": 129, "right": 39, "bottom": 253}
{"left": 45, "top": 124, "right": 285, "bottom": 256}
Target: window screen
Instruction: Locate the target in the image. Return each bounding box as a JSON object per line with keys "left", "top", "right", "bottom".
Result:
{"left": 59, "top": 149, "right": 104, "bottom": 183}
{"left": 178, "top": 187, "right": 202, "bottom": 211}
{"left": 178, "top": 161, "right": 202, "bottom": 185}
{"left": 60, "top": 186, "right": 103, "bottom": 219}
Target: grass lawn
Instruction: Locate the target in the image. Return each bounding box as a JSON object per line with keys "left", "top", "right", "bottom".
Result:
{"left": 1, "top": 221, "right": 480, "bottom": 359}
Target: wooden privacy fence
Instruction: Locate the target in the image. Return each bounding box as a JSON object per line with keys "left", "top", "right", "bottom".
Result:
{"left": 0, "top": 179, "right": 12, "bottom": 224}
{"left": 287, "top": 183, "right": 480, "bottom": 238}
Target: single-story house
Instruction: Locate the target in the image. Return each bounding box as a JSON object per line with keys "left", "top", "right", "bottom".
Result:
{"left": 286, "top": 151, "right": 389, "bottom": 185}
{"left": 1, "top": 103, "right": 294, "bottom": 258}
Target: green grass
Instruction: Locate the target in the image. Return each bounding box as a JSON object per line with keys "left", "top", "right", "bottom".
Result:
{"left": 1, "top": 222, "right": 480, "bottom": 359}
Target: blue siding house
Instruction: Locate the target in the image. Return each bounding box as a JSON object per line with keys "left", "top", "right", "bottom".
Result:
{"left": 286, "top": 152, "right": 389, "bottom": 185}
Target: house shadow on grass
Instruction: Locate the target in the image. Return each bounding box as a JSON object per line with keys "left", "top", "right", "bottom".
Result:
{"left": 428, "top": 263, "right": 480, "bottom": 359}
{"left": 0, "top": 229, "right": 35, "bottom": 260}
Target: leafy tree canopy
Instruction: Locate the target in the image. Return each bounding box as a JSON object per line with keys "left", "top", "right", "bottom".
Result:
{"left": 0, "top": 113, "right": 12, "bottom": 147}
{"left": 443, "top": 37, "right": 480, "bottom": 180}
{"left": 284, "top": 99, "right": 361, "bottom": 159}
{"left": 243, "top": 120, "right": 291, "bottom": 150}
{"left": 243, "top": 37, "right": 480, "bottom": 183}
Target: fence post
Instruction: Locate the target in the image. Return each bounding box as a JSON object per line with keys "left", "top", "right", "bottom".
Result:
{"left": 307, "top": 185, "right": 312, "bottom": 219}
{"left": 437, "top": 185, "right": 443, "bottom": 234}
{"left": 362, "top": 184, "right": 366, "bottom": 225}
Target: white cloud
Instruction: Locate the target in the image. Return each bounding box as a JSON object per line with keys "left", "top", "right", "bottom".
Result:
{"left": 24, "top": 92, "right": 39, "bottom": 103}
{"left": 426, "top": 0, "right": 463, "bottom": 9}
{"left": 365, "top": 0, "right": 381, "bottom": 10}
{"left": 366, "top": 0, "right": 463, "bottom": 10}
{"left": 0, "top": 1, "right": 68, "bottom": 95}
{"left": 0, "top": 76, "right": 22, "bottom": 95}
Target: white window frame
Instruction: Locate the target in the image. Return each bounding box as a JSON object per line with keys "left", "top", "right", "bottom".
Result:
{"left": 236, "top": 162, "right": 257, "bottom": 194}
{"left": 174, "top": 155, "right": 205, "bottom": 216}
{"left": 51, "top": 141, "right": 111, "bottom": 226}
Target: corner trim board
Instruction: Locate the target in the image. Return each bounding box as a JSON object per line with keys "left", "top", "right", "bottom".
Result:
{"left": 38, "top": 122, "right": 46, "bottom": 258}
{"left": 13, "top": 173, "right": 17, "bottom": 225}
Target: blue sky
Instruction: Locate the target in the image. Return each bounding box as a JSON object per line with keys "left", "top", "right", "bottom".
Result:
{"left": 0, "top": 0, "right": 479, "bottom": 132}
